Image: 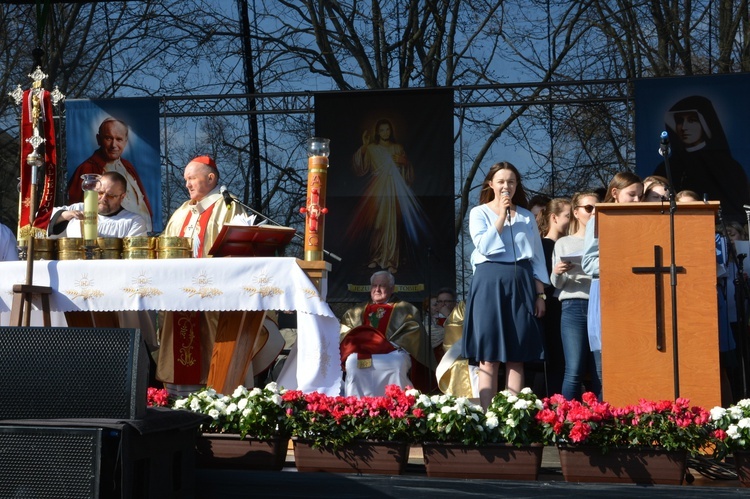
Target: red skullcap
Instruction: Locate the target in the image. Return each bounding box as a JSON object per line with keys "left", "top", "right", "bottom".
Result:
{"left": 191, "top": 155, "right": 217, "bottom": 170}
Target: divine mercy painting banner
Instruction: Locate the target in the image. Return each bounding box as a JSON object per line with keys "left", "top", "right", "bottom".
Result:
{"left": 316, "top": 89, "right": 455, "bottom": 304}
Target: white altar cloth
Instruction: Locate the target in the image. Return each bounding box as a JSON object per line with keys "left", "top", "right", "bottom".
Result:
{"left": 0, "top": 257, "right": 342, "bottom": 394}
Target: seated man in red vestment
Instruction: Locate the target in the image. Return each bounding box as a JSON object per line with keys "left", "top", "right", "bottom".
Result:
{"left": 339, "top": 271, "right": 436, "bottom": 395}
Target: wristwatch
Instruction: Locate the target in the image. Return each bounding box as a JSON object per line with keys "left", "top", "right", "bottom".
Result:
{"left": 537, "top": 293, "right": 546, "bottom": 300}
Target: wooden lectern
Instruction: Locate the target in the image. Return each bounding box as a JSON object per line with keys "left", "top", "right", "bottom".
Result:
{"left": 598, "top": 201, "right": 721, "bottom": 409}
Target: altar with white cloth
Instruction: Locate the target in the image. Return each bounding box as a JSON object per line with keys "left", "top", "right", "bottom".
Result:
{"left": 0, "top": 257, "right": 342, "bottom": 395}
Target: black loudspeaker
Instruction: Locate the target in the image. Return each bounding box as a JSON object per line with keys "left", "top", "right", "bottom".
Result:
{"left": 0, "top": 425, "right": 115, "bottom": 498}
{"left": 0, "top": 327, "right": 148, "bottom": 419}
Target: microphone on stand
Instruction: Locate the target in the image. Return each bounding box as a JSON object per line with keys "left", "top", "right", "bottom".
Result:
{"left": 659, "top": 131, "right": 670, "bottom": 157}
{"left": 743, "top": 205, "right": 750, "bottom": 212}
{"left": 220, "top": 185, "right": 234, "bottom": 207}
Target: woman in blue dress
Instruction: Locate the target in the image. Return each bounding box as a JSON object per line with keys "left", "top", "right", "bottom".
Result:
{"left": 461, "top": 162, "right": 549, "bottom": 409}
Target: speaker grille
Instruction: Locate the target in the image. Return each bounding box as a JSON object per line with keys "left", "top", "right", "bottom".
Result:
{"left": 0, "top": 426, "right": 101, "bottom": 498}
{"left": 0, "top": 327, "right": 147, "bottom": 419}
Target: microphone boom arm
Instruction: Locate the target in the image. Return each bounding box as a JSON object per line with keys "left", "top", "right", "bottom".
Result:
{"left": 221, "top": 186, "right": 342, "bottom": 262}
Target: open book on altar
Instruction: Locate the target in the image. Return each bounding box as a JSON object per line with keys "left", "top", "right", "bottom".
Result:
{"left": 208, "top": 224, "right": 297, "bottom": 257}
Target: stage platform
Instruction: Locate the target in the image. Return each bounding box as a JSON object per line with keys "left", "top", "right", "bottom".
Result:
{"left": 196, "top": 445, "right": 747, "bottom": 498}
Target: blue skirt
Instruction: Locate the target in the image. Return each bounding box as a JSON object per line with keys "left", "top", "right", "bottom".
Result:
{"left": 461, "top": 260, "right": 545, "bottom": 363}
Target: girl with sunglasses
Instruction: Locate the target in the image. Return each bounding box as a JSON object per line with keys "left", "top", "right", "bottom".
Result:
{"left": 550, "top": 191, "right": 600, "bottom": 400}
{"left": 581, "top": 172, "right": 643, "bottom": 400}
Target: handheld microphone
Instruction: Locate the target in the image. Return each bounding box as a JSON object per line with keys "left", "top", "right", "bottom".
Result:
{"left": 743, "top": 204, "right": 750, "bottom": 212}
{"left": 659, "top": 131, "right": 670, "bottom": 157}
{"left": 501, "top": 190, "right": 511, "bottom": 217}
{"left": 220, "top": 185, "right": 234, "bottom": 207}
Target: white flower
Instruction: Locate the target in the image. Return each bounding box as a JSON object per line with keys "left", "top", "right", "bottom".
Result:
{"left": 237, "top": 398, "right": 249, "bottom": 411}
{"left": 506, "top": 417, "right": 517, "bottom": 428}
{"left": 214, "top": 400, "right": 227, "bottom": 412}
{"left": 730, "top": 406, "right": 744, "bottom": 420}
{"left": 470, "top": 412, "right": 479, "bottom": 422}
{"left": 507, "top": 395, "right": 518, "bottom": 404}
{"left": 271, "top": 394, "right": 283, "bottom": 406}
{"left": 249, "top": 387, "right": 262, "bottom": 397}
{"left": 456, "top": 397, "right": 469, "bottom": 406}
{"left": 738, "top": 418, "right": 750, "bottom": 429}
{"left": 520, "top": 387, "right": 533, "bottom": 395}
{"left": 709, "top": 406, "right": 726, "bottom": 421}
{"left": 513, "top": 399, "right": 531, "bottom": 410}
{"left": 727, "top": 424, "right": 740, "bottom": 439}
{"left": 405, "top": 388, "right": 420, "bottom": 397}
{"left": 242, "top": 408, "right": 252, "bottom": 418}
{"left": 485, "top": 414, "right": 499, "bottom": 429}
{"left": 441, "top": 406, "right": 454, "bottom": 414}
{"left": 534, "top": 399, "right": 544, "bottom": 410}
{"left": 427, "top": 413, "right": 436, "bottom": 421}
{"left": 208, "top": 409, "right": 220, "bottom": 420}
{"left": 174, "top": 399, "right": 187, "bottom": 409}
{"left": 266, "top": 381, "right": 279, "bottom": 393}
{"left": 738, "top": 399, "right": 750, "bottom": 408}
{"left": 190, "top": 398, "right": 201, "bottom": 411}
{"left": 417, "top": 394, "right": 433, "bottom": 406}
{"left": 226, "top": 403, "right": 238, "bottom": 414}
{"left": 232, "top": 386, "right": 247, "bottom": 398}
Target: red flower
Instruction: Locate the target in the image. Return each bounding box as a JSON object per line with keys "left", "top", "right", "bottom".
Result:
{"left": 147, "top": 387, "right": 169, "bottom": 407}
{"left": 536, "top": 408, "right": 557, "bottom": 424}
{"left": 581, "top": 392, "right": 598, "bottom": 406}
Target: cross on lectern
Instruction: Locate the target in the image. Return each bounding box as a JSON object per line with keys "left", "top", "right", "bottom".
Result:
{"left": 631, "top": 245, "right": 685, "bottom": 352}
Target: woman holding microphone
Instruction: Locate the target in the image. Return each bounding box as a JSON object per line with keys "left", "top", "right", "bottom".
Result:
{"left": 461, "top": 162, "right": 549, "bottom": 409}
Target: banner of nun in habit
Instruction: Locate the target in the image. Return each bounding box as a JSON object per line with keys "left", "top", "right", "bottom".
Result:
{"left": 65, "top": 98, "right": 162, "bottom": 232}
{"left": 316, "top": 89, "right": 455, "bottom": 303}
{"left": 634, "top": 74, "right": 750, "bottom": 225}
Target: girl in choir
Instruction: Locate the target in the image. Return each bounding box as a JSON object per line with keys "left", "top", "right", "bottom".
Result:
{"left": 581, "top": 172, "right": 643, "bottom": 400}
{"left": 535, "top": 198, "right": 572, "bottom": 396}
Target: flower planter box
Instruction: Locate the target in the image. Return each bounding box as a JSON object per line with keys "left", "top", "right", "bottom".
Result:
{"left": 292, "top": 438, "right": 409, "bottom": 474}
{"left": 734, "top": 451, "right": 750, "bottom": 487}
{"left": 558, "top": 446, "right": 687, "bottom": 485}
{"left": 422, "top": 442, "right": 543, "bottom": 480}
{"left": 195, "top": 433, "right": 289, "bottom": 471}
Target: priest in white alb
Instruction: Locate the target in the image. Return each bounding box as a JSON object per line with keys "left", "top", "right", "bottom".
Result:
{"left": 48, "top": 171, "right": 147, "bottom": 238}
